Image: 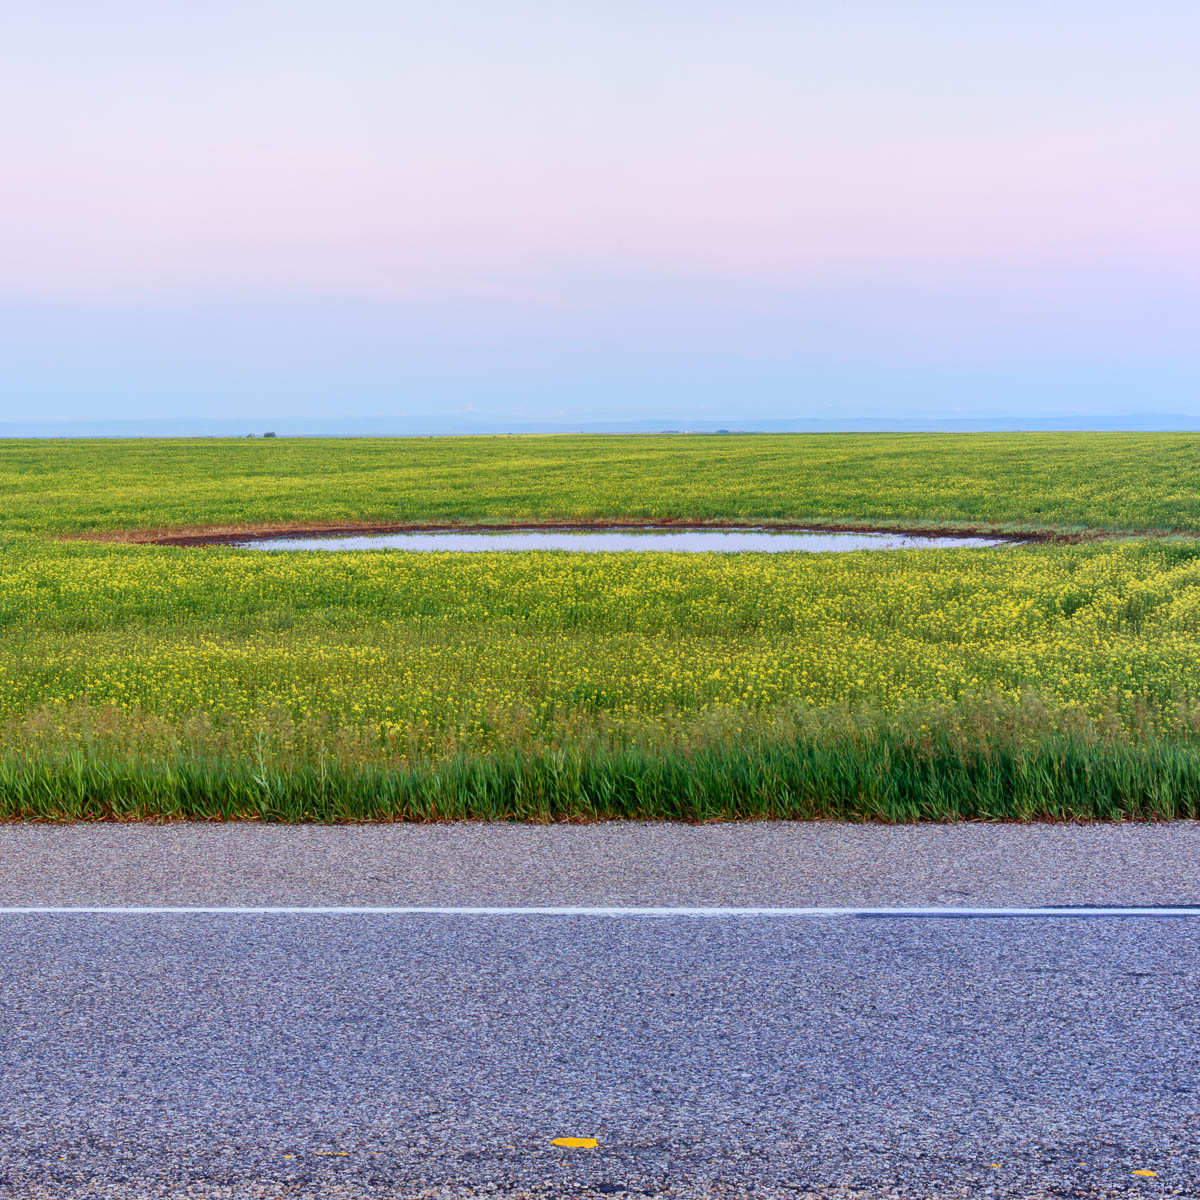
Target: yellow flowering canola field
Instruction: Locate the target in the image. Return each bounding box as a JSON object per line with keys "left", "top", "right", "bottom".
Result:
{"left": 6, "top": 435, "right": 1200, "bottom": 819}
{"left": 6, "top": 537, "right": 1200, "bottom": 740}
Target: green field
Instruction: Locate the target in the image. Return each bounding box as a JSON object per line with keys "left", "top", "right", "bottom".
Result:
{"left": 6, "top": 433, "right": 1200, "bottom": 821}
{"left": 9, "top": 431, "right": 1200, "bottom": 535}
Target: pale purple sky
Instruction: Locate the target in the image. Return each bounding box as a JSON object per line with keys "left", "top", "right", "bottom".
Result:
{"left": 2, "top": 2, "right": 1197, "bottom": 424}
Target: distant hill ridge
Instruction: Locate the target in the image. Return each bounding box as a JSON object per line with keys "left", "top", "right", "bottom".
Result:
{"left": 3, "top": 414, "right": 1200, "bottom": 437}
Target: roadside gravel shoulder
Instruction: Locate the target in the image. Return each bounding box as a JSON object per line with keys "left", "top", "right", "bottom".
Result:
{"left": 11, "top": 1184, "right": 1179, "bottom": 1200}
{"left": 0, "top": 821, "right": 1197, "bottom": 908}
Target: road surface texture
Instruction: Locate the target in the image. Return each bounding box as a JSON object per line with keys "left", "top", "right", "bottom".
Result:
{"left": 0, "top": 823, "right": 1196, "bottom": 1200}
{"left": 3, "top": 821, "right": 1200, "bottom": 908}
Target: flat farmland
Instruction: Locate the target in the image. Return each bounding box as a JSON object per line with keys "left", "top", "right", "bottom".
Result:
{"left": 7, "top": 431, "right": 1200, "bottom": 535}
{"left": 7, "top": 433, "right": 1200, "bottom": 821}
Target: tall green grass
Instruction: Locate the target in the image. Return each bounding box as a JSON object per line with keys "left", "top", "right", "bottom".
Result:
{"left": 3, "top": 698, "right": 1196, "bottom": 822}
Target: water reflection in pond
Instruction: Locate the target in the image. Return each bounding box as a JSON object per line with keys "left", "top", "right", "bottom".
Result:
{"left": 236, "top": 528, "right": 1013, "bottom": 552}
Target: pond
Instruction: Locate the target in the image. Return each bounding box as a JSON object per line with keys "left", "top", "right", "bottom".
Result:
{"left": 235, "top": 528, "right": 1014, "bottom": 552}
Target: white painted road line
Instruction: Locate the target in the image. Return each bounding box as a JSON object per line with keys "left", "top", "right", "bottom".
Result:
{"left": 2, "top": 904, "right": 1199, "bottom": 917}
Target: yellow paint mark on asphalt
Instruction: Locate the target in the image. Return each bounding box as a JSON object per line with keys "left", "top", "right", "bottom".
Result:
{"left": 552, "top": 1136, "right": 598, "bottom": 1149}
{"left": 987, "top": 1163, "right": 1001, "bottom": 1169}
{"left": 1133, "top": 1169, "right": 1158, "bottom": 1177}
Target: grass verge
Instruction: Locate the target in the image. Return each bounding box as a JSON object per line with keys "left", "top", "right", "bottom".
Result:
{"left": 4, "top": 698, "right": 1197, "bottom": 822}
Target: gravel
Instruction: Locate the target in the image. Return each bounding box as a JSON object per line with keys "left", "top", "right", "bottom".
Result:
{"left": 1, "top": 821, "right": 1198, "bottom": 908}
{"left": 7, "top": 1184, "right": 1186, "bottom": 1199}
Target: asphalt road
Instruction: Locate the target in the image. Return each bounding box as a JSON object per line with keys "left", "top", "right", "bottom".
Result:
{"left": 1, "top": 824, "right": 1197, "bottom": 1200}
{"left": 2, "top": 821, "right": 1199, "bottom": 907}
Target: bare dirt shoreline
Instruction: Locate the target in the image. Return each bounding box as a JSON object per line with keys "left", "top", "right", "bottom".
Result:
{"left": 68, "top": 517, "right": 1061, "bottom": 547}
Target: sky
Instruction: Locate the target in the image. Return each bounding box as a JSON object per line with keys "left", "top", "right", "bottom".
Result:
{"left": 1, "top": 1, "right": 1197, "bottom": 427}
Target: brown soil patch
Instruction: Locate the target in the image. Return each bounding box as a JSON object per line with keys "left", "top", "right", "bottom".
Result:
{"left": 68, "top": 517, "right": 1068, "bottom": 547}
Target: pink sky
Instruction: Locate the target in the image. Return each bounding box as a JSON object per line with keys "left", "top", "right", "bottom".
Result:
{"left": 1, "top": 1, "right": 1197, "bottom": 421}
